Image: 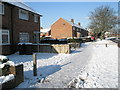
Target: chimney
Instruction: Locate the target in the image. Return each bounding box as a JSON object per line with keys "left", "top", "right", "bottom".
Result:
{"left": 78, "top": 22, "right": 81, "bottom": 26}
{"left": 40, "top": 27, "right": 43, "bottom": 29}
{"left": 71, "top": 19, "right": 74, "bottom": 24}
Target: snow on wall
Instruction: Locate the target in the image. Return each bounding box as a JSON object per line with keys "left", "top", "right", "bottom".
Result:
{"left": 0, "top": 74, "right": 14, "bottom": 84}
{"left": 0, "top": 55, "right": 15, "bottom": 68}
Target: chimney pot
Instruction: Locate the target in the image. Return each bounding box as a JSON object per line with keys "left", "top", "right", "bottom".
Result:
{"left": 78, "top": 22, "right": 81, "bottom": 26}
{"left": 40, "top": 27, "right": 43, "bottom": 29}
{"left": 71, "top": 19, "right": 74, "bottom": 24}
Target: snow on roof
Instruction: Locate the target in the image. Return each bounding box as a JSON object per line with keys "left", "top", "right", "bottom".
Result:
{"left": 65, "top": 19, "right": 85, "bottom": 30}
{"left": 40, "top": 28, "right": 51, "bottom": 33}
{"left": 1, "top": 0, "right": 40, "bottom": 15}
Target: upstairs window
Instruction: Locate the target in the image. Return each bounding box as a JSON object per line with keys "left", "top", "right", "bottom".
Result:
{"left": 19, "top": 32, "right": 29, "bottom": 43}
{"left": 34, "top": 14, "right": 38, "bottom": 23}
{"left": 0, "top": 30, "right": 10, "bottom": 45}
{"left": 0, "top": 3, "right": 4, "bottom": 15}
{"left": 19, "top": 9, "right": 29, "bottom": 20}
{"left": 73, "top": 27, "right": 75, "bottom": 30}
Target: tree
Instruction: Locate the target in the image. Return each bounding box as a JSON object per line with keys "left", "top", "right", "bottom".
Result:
{"left": 89, "top": 5, "right": 117, "bottom": 39}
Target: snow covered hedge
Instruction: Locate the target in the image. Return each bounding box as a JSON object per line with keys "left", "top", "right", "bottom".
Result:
{"left": 0, "top": 55, "right": 9, "bottom": 64}
{"left": 0, "top": 55, "right": 15, "bottom": 76}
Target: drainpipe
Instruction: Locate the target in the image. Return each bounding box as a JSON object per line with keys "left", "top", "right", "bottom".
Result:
{"left": 11, "top": 6, "right": 14, "bottom": 53}
{"left": 38, "top": 15, "right": 42, "bottom": 53}
{"left": 37, "top": 15, "right": 41, "bottom": 52}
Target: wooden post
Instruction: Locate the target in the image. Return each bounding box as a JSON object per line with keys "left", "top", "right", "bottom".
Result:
{"left": 33, "top": 53, "right": 37, "bottom": 76}
{"left": 105, "top": 44, "right": 107, "bottom": 47}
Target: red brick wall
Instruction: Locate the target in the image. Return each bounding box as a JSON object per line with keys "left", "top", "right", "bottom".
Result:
{"left": 12, "top": 7, "right": 40, "bottom": 44}
{"left": 2, "top": 2, "right": 40, "bottom": 44}
{"left": 51, "top": 18, "right": 72, "bottom": 39}
{"left": 2, "top": 3, "right": 13, "bottom": 44}
{"left": 1, "top": 2, "right": 40, "bottom": 54}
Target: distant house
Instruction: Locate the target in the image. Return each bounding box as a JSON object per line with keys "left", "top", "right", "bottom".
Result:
{"left": 0, "top": 1, "right": 42, "bottom": 55}
{"left": 40, "top": 27, "right": 51, "bottom": 38}
{"left": 51, "top": 18, "right": 88, "bottom": 39}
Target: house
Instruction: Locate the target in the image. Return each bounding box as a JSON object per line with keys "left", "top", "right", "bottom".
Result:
{"left": 0, "top": 1, "right": 42, "bottom": 55}
{"left": 40, "top": 27, "right": 51, "bottom": 38}
{"left": 51, "top": 18, "right": 88, "bottom": 39}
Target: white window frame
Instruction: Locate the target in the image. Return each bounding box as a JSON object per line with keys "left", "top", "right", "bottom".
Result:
{"left": 73, "top": 27, "right": 75, "bottom": 30}
{"left": 0, "top": 3, "right": 4, "bottom": 15}
{"left": 34, "top": 14, "right": 38, "bottom": 23}
{"left": 19, "top": 32, "right": 29, "bottom": 43}
{"left": 19, "top": 9, "right": 29, "bottom": 20}
{"left": 0, "top": 29, "right": 10, "bottom": 45}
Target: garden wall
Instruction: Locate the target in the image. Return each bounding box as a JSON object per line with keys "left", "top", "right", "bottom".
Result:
{"left": 68, "top": 43, "right": 81, "bottom": 49}
{"left": 32, "top": 44, "right": 71, "bottom": 54}
{"left": 2, "top": 64, "right": 24, "bottom": 89}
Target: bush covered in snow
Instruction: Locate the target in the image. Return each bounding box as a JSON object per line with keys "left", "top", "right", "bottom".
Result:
{"left": 0, "top": 55, "right": 15, "bottom": 76}
{"left": 0, "top": 55, "right": 9, "bottom": 64}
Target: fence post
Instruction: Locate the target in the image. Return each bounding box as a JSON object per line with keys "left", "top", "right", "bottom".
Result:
{"left": 33, "top": 53, "right": 37, "bottom": 76}
{"left": 105, "top": 44, "right": 107, "bottom": 47}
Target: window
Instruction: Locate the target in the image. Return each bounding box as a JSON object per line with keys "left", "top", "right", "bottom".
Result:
{"left": 19, "top": 32, "right": 29, "bottom": 43}
{"left": 62, "top": 23, "right": 65, "bottom": 25}
{"left": 34, "top": 14, "right": 38, "bottom": 23}
{"left": 0, "top": 3, "right": 4, "bottom": 15}
{"left": 73, "top": 27, "right": 75, "bottom": 30}
{"left": 19, "top": 9, "right": 29, "bottom": 20}
{"left": 0, "top": 30, "right": 10, "bottom": 44}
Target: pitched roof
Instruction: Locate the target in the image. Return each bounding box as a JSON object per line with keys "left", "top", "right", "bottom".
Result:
{"left": 1, "top": 0, "right": 41, "bottom": 15}
{"left": 64, "top": 19, "right": 85, "bottom": 30}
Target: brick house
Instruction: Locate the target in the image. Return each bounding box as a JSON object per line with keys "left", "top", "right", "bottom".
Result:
{"left": 0, "top": 1, "right": 42, "bottom": 55}
{"left": 51, "top": 18, "right": 88, "bottom": 39}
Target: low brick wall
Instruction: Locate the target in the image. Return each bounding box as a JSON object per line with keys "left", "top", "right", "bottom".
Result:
{"left": 1, "top": 44, "right": 71, "bottom": 55}
{"left": 0, "top": 45, "right": 12, "bottom": 55}
{"left": 32, "top": 44, "right": 71, "bottom": 54}
{"left": 2, "top": 64, "right": 24, "bottom": 89}
{"left": 52, "top": 44, "right": 70, "bottom": 54}
{"left": 0, "top": 45, "right": 18, "bottom": 55}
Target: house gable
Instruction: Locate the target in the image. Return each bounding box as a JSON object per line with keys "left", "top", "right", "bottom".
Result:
{"left": 51, "top": 18, "right": 72, "bottom": 27}
{"left": 51, "top": 18, "right": 73, "bottom": 39}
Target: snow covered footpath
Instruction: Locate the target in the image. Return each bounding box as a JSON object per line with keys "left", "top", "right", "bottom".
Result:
{"left": 68, "top": 40, "right": 118, "bottom": 88}
{"left": 8, "top": 39, "right": 118, "bottom": 88}
{"left": 8, "top": 42, "right": 93, "bottom": 88}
